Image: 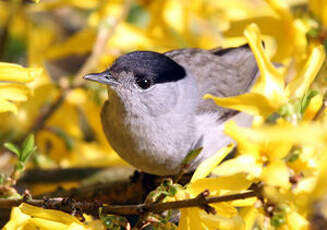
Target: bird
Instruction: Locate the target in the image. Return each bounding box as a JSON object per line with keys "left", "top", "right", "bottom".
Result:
{"left": 83, "top": 44, "right": 259, "bottom": 176}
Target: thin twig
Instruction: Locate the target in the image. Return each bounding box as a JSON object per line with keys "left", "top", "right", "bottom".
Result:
{"left": 0, "top": 190, "right": 257, "bottom": 216}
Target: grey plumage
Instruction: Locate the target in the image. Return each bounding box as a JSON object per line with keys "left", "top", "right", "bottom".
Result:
{"left": 84, "top": 45, "right": 258, "bottom": 175}
{"left": 165, "top": 45, "right": 258, "bottom": 117}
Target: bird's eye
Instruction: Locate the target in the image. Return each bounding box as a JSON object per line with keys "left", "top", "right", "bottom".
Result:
{"left": 136, "top": 77, "right": 152, "bottom": 89}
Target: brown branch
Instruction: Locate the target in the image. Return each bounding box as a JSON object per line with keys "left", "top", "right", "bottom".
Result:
{"left": 36, "top": 171, "right": 163, "bottom": 205}
{"left": 0, "top": 190, "right": 257, "bottom": 216}
{"left": 33, "top": 171, "right": 192, "bottom": 204}
{"left": 113, "top": 190, "right": 257, "bottom": 215}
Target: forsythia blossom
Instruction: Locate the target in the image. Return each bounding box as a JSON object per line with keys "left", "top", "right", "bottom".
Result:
{"left": 1, "top": 0, "right": 327, "bottom": 229}
{"left": 0, "top": 63, "right": 40, "bottom": 113}
{"left": 3, "top": 203, "right": 104, "bottom": 230}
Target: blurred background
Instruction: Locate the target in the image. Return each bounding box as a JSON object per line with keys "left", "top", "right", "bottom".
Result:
{"left": 0, "top": 0, "right": 326, "bottom": 199}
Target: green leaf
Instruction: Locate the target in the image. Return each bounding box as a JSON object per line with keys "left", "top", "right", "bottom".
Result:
{"left": 279, "top": 104, "right": 293, "bottom": 118}
{"left": 4, "top": 142, "right": 20, "bottom": 157}
{"left": 21, "top": 134, "right": 36, "bottom": 162}
{"left": 3, "top": 36, "right": 26, "bottom": 62}
{"left": 324, "top": 39, "right": 327, "bottom": 54}
{"left": 168, "top": 184, "right": 178, "bottom": 196}
{"left": 15, "top": 161, "right": 25, "bottom": 171}
{"left": 0, "top": 174, "right": 5, "bottom": 185}
{"left": 271, "top": 213, "right": 286, "bottom": 228}
{"left": 126, "top": 3, "right": 150, "bottom": 28}
{"left": 300, "top": 90, "right": 319, "bottom": 114}
{"left": 100, "top": 215, "right": 128, "bottom": 230}
{"left": 159, "top": 179, "right": 178, "bottom": 197}
{"left": 22, "top": 146, "right": 37, "bottom": 163}
{"left": 284, "top": 147, "right": 301, "bottom": 163}
{"left": 182, "top": 147, "right": 203, "bottom": 165}
{"left": 265, "top": 112, "right": 281, "bottom": 124}
{"left": 307, "top": 28, "right": 319, "bottom": 38}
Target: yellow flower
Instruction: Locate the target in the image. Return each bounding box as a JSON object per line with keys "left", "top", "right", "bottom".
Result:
{"left": 223, "top": 0, "right": 310, "bottom": 63}
{"left": 226, "top": 120, "right": 327, "bottom": 148}
{"left": 3, "top": 203, "right": 105, "bottom": 230}
{"left": 214, "top": 121, "right": 292, "bottom": 188}
{"left": 217, "top": 116, "right": 327, "bottom": 228}
{"left": 0, "top": 63, "right": 40, "bottom": 83}
{"left": 205, "top": 23, "right": 325, "bottom": 119}
{"left": 309, "top": 0, "right": 327, "bottom": 27}
{"left": 175, "top": 144, "right": 256, "bottom": 230}
{"left": 302, "top": 94, "right": 323, "bottom": 121}
{"left": 3, "top": 203, "right": 104, "bottom": 230}
{"left": 0, "top": 84, "right": 58, "bottom": 133}
{"left": 0, "top": 63, "right": 41, "bottom": 113}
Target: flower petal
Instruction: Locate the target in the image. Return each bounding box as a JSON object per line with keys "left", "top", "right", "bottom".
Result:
{"left": 261, "top": 160, "right": 290, "bottom": 188}
{"left": 204, "top": 93, "right": 275, "bottom": 117}
{"left": 211, "top": 203, "right": 238, "bottom": 217}
{"left": 0, "top": 62, "right": 41, "bottom": 83}
{"left": 212, "top": 155, "right": 262, "bottom": 178}
{"left": 3, "top": 206, "right": 31, "bottom": 230}
{"left": 225, "top": 121, "right": 326, "bottom": 147}
{"left": 224, "top": 121, "right": 260, "bottom": 158}
{"left": 286, "top": 211, "right": 309, "bottom": 230}
{"left": 240, "top": 206, "right": 259, "bottom": 230}
{"left": 0, "top": 83, "right": 30, "bottom": 102}
{"left": 244, "top": 24, "right": 286, "bottom": 105}
{"left": 200, "top": 212, "right": 244, "bottom": 230}
{"left": 19, "top": 203, "right": 83, "bottom": 225}
{"left": 302, "top": 94, "right": 323, "bottom": 121}
{"left": 189, "top": 174, "right": 252, "bottom": 197}
{"left": 0, "top": 98, "right": 18, "bottom": 113}
{"left": 230, "top": 197, "right": 257, "bottom": 207}
{"left": 286, "top": 45, "right": 325, "bottom": 98}
{"left": 28, "top": 218, "right": 70, "bottom": 230}
{"left": 191, "top": 144, "right": 234, "bottom": 182}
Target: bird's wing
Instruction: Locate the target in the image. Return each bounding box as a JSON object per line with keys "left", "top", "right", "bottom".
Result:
{"left": 165, "top": 44, "right": 258, "bottom": 120}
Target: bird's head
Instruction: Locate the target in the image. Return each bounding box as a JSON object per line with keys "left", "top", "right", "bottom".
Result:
{"left": 84, "top": 51, "right": 199, "bottom": 116}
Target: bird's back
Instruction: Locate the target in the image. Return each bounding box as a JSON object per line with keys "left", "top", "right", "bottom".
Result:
{"left": 165, "top": 45, "right": 258, "bottom": 119}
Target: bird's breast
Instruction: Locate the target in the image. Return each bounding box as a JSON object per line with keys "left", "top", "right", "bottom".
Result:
{"left": 101, "top": 100, "right": 196, "bottom": 175}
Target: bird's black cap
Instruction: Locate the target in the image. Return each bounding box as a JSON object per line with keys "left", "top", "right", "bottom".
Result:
{"left": 110, "top": 51, "right": 186, "bottom": 84}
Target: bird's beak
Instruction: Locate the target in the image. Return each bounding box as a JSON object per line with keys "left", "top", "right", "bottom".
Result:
{"left": 83, "top": 71, "right": 120, "bottom": 86}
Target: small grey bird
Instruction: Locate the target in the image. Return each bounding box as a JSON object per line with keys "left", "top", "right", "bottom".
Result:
{"left": 84, "top": 45, "right": 258, "bottom": 176}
